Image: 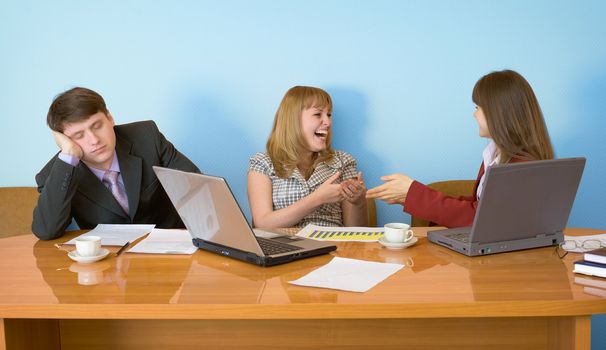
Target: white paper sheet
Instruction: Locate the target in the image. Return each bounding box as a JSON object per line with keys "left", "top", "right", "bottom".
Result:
{"left": 127, "top": 228, "right": 197, "bottom": 254}
{"left": 289, "top": 257, "right": 404, "bottom": 292}
{"left": 64, "top": 224, "right": 156, "bottom": 246}
{"left": 563, "top": 234, "right": 606, "bottom": 253}
{"left": 296, "top": 224, "right": 385, "bottom": 242}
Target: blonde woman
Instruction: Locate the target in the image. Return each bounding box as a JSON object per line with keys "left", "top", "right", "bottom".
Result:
{"left": 248, "top": 86, "right": 368, "bottom": 228}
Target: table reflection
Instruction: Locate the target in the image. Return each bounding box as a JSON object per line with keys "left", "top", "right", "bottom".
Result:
{"left": 423, "top": 242, "right": 573, "bottom": 301}
{"left": 33, "top": 239, "right": 194, "bottom": 304}
{"left": 69, "top": 261, "right": 110, "bottom": 285}
{"left": 176, "top": 250, "right": 337, "bottom": 304}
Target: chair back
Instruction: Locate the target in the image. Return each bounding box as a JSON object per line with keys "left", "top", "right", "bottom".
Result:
{"left": 0, "top": 187, "right": 39, "bottom": 238}
{"left": 367, "top": 198, "right": 377, "bottom": 227}
{"left": 410, "top": 180, "right": 475, "bottom": 227}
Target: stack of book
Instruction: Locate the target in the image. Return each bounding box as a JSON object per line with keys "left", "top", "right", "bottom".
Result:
{"left": 573, "top": 247, "right": 606, "bottom": 279}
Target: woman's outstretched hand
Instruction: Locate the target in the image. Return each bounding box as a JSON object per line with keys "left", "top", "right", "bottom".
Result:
{"left": 366, "top": 173, "right": 414, "bottom": 202}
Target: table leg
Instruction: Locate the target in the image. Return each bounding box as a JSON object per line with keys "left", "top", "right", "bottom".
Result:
{"left": 548, "top": 315, "right": 591, "bottom": 350}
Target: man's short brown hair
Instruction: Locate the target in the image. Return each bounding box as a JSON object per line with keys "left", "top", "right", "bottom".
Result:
{"left": 47, "top": 87, "right": 109, "bottom": 132}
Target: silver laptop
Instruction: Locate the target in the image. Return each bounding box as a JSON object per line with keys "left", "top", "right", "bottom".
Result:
{"left": 427, "top": 157, "right": 585, "bottom": 256}
{"left": 153, "top": 166, "right": 336, "bottom": 266}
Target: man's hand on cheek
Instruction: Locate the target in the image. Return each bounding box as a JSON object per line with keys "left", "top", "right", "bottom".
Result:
{"left": 52, "top": 131, "right": 83, "bottom": 159}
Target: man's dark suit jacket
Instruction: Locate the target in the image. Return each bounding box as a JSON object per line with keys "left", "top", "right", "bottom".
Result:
{"left": 32, "top": 120, "right": 200, "bottom": 240}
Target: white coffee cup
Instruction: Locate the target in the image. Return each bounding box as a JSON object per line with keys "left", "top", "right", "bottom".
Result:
{"left": 75, "top": 236, "right": 102, "bottom": 257}
{"left": 383, "top": 223, "right": 414, "bottom": 243}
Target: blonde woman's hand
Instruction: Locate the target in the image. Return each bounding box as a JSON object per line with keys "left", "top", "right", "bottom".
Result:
{"left": 366, "top": 173, "right": 414, "bottom": 202}
{"left": 341, "top": 172, "right": 366, "bottom": 204}
{"left": 312, "top": 171, "right": 344, "bottom": 204}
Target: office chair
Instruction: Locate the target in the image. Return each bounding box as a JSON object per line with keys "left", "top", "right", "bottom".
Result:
{"left": 367, "top": 198, "right": 377, "bottom": 227}
{"left": 410, "top": 180, "right": 475, "bottom": 227}
{"left": 0, "top": 187, "right": 39, "bottom": 238}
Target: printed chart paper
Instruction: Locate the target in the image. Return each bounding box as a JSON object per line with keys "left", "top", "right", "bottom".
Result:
{"left": 296, "top": 224, "right": 385, "bottom": 242}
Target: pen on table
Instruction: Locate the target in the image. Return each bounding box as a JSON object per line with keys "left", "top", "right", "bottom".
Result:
{"left": 116, "top": 242, "right": 130, "bottom": 256}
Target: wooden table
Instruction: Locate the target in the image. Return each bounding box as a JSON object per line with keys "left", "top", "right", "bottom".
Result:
{"left": 1, "top": 228, "right": 605, "bottom": 350}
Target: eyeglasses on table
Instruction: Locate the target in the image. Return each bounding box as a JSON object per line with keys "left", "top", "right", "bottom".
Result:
{"left": 555, "top": 239, "right": 605, "bottom": 259}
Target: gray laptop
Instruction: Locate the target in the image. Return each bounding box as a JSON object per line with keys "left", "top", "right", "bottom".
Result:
{"left": 427, "top": 157, "right": 585, "bottom": 256}
{"left": 153, "top": 166, "right": 336, "bottom": 266}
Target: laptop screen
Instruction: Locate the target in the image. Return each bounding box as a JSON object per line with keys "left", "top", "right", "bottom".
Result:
{"left": 471, "top": 158, "right": 585, "bottom": 243}
{"left": 153, "top": 166, "right": 264, "bottom": 256}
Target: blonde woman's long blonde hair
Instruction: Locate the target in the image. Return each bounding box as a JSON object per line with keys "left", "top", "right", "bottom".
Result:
{"left": 267, "top": 86, "right": 335, "bottom": 178}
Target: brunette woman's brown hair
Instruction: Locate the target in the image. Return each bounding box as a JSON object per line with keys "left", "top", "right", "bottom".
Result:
{"left": 472, "top": 70, "right": 554, "bottom": 163}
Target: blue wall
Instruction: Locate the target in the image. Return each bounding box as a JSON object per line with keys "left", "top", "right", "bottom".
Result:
{"left": 1, "top": 1, "right": 604, "bottom": 346}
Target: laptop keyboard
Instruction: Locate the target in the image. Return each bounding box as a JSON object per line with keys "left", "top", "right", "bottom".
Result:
{"left": 445, "top": 232, "right": 471, "bottom": 243}
{"left": 256, "top": 237, "right": 302, "bottom": 255}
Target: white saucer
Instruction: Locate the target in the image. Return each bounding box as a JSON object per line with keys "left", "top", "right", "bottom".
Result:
{"left": 378, "top": 236, "right": 418, "bottom": 250}
{"left": 68, "top": 248, "right": 110, "bottom": 264}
